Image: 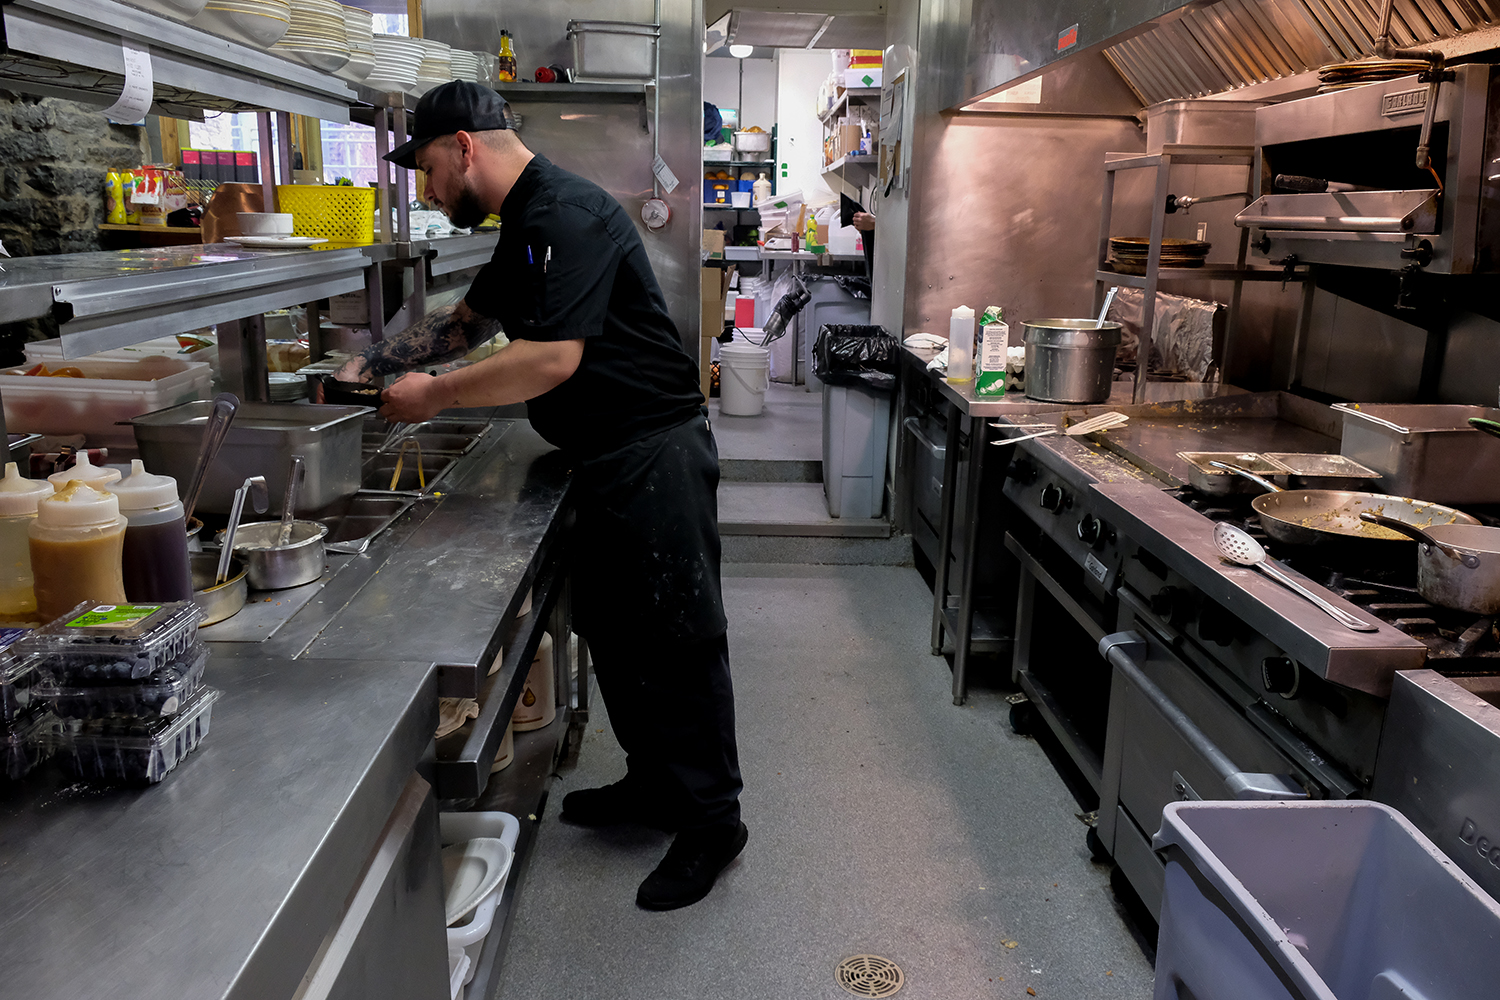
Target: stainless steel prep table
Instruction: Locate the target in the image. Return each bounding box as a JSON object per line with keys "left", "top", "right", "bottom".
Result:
{"left": 898, "top": 345, "right": 1238, "bottom": 704}
{"left": 0, "top": 413, "right": 573, "bottom": 1000}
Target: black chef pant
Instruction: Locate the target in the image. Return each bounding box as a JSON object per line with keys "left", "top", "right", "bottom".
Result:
{"left": 569, "top": 411, "right": 742, "bottom": 832}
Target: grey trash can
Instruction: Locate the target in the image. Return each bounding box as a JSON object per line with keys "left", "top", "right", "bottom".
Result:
{"left": 822, "top": 382, "right": 891, "bottom": 519}
{"left": 1152, "top": 800, "right": 1500, "bottom": 1000}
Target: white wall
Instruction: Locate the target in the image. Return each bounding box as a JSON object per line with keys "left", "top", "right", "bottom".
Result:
{"left": 776, "top": 49, "right": 836, "bottom": 208}
{"left": 703, "top": 55, "right": 777, "bottom": 134}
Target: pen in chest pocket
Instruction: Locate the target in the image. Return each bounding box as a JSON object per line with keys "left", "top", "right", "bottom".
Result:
{"left": 526, "top": 245, "right": 533, "bottom": 265}
{"left": 544, "top": 246, "right": 551, "bottom": 272}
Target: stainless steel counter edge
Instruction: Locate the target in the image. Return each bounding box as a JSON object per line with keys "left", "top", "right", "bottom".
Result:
{"left": 1090, "top": 478, "right": 1428, "bottom": 695}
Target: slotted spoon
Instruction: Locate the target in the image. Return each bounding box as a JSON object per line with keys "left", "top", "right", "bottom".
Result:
{"left": 1213, "top": 523, "right": 1377, "bottom": 632}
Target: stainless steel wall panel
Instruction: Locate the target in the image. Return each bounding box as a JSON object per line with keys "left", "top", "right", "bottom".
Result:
{"left": 421, "top": 0, "right": 703, "bottom": 352}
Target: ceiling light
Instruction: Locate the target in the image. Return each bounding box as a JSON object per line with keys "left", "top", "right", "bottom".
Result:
{"left": 729, "top": 43, "right": 754, "bottom": 58}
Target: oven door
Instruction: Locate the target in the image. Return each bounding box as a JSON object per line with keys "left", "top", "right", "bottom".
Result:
{"left": 1096, "top": 599, "right": 1313, "bottom": 919}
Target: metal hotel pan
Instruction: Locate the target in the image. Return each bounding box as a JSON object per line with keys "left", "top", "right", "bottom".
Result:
{"left": 1211, "top": 462, "right": 1479, "bottom": 549}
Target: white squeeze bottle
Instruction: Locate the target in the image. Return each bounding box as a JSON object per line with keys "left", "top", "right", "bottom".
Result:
{"left": 948, "top": 305, "right": 975, "bottom": 381}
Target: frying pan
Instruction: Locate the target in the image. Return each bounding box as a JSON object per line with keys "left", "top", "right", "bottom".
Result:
{"left": 1210, "top": 462, "right": 1479, "bottom": 549}
{"left": 1361, "top": 512, "right": 1500, "bottom": 614}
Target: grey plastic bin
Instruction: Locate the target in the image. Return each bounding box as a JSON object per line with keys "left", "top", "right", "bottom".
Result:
{"left": 822, "top": 383, "right": 890, "bottom": 519}
{"left": 801, "top": 277, "right": 870, "bottom": 388}
{"left": 1152, "top": 800, "right": 1500, "bottom": 1000}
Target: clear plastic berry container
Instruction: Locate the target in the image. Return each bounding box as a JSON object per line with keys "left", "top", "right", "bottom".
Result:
{"left": 34, "top": 643, "right": 208, "bottom": 721}
{"left": 0, "top": 628, "right": 35, "bottom": 726}
{"left": 3, "top": 710, "right": 59, "bottom": 781}
{"left": 62, "top": 687, "right": 219, "bottom": 785}
{"left": 21, "top": 602, "right": 203, "bottom": 685}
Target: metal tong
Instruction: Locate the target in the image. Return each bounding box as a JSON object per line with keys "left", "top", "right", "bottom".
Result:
{"left": 990, "top": 411, "right": 1130, "bottom": 447}
{"left": 277, "top": 456, "right": 304, "bottom": 547}
{"left": 217, "top": 475, "right": 268, "bottom": 585}
{"left": 389, "top": 438, "right": 425, "bottom": 491}
{"left": 183, "top": 393, "right": 238, "bottom": 527}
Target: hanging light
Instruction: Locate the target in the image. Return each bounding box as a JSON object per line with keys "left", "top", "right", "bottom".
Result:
{"left": 729, "top": 43, "right": 754, "bottom": 58}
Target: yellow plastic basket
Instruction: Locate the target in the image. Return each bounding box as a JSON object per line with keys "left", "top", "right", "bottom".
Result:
{"left": 275, "top": 185, "right": 376, "bottom": 245}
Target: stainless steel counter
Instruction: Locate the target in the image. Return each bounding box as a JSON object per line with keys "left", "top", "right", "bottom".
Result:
{"left": 0, "top": 413, "right": 572, "bottom": 1000}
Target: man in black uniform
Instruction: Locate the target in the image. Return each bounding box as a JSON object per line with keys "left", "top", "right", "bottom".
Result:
{"left": 334, "top": 82, "right": 745, "bottom": 911}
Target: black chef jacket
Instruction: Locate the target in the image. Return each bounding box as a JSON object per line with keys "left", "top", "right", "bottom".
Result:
{"left": 465, "top": 156, "right": 726, "bottom": 642}
{"left": 464, "top": 155, "right": 704, "bottom": 459}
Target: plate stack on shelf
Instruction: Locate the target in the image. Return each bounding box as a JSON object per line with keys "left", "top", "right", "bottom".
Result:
{"left": 365, "top": 34, "right": 423, "bottom": 95}
{"left": 192, "top": 0, "right": 291, "bottom": 47}
{"left": 271, "top": 0, "right": 351, "bottom": 71}
{"left": 1108, "top": 236, "right": 1211, "bottom": 274}
{"left": 449, "top": 49, "right": 482, "bottom": 83}
{"left": 413, "top": 38, "right": 454, "bottom": 95}
{"left": 1317, "top": 59, "right": 1432, "bottom": 93}
{"left": 336, "top": 4, "right": 376, "bottom": 83}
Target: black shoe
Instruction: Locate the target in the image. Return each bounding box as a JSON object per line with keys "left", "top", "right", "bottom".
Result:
{"left": 636, "top": 821, "right": 748, "bottom": 911}
{"left": 560, "top": 778, "right": 677, "bottom": 830}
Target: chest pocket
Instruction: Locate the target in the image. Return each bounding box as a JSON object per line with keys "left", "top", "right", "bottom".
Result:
{"left": 497, "top": 239, "right": 547, "bottom": 330}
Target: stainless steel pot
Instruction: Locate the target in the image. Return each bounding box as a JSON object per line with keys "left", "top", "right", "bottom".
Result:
{"left": 1363, "top": 513, "right": 1500, "bottom": 614}
{"left": 228, "top": 520, "right": 328, "bottom": 590}
{"left": 1022, "top": 319, "right": 1122, "bottom": 404}
{"left": 191, "top": 553, "right": 247, "bottom": 625}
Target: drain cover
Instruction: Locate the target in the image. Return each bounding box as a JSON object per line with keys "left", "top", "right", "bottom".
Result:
{"left": 835, "top": 955, "right": 904, "bottom": 998}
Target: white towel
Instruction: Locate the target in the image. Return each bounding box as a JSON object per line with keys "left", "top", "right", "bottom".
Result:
{"left": 904, "top": 332, "right": 947, "bottom": 349}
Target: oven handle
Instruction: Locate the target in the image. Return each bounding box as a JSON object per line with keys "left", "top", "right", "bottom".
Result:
{"left": 1100, "top": 632, "right": 1309, "bottom": 802}
{"left": 903, "top": 417, "right": 946, "bottom": 460}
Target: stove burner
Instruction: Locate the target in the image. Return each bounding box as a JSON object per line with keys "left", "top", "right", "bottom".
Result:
{"left": 1171, "top": 487, "right": 1500, "bottom": 663}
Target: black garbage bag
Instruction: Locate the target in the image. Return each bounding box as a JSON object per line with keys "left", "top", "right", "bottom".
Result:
{"left": 813, "top": 324, "right": 899, "bottom": 391}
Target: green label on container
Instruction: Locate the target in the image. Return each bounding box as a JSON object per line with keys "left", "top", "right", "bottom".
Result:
{"left": 66, "top": 605, "right": 162, "bottom": 629}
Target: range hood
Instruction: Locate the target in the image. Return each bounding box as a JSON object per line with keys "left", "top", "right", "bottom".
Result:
{"left": 706, "top": 9, "right": 885, "bottom": 52}
{"left": 1103, "top": 0, "right": 1500, "bottom": 106}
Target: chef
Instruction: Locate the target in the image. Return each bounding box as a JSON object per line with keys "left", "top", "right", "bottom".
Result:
{"left": 335, "top": 81, "right": 745, "bottom": 911}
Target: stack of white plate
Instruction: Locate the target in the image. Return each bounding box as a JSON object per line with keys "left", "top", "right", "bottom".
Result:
{"left": 449, "top": 50, "right": 482, "bottom": 83}
{"left": 272, "top": 0, "right": 350, "bottom": 71}
{"left": 412, "top": 38, "right": 453, "bottom": 95}
{"left": 192, "top": 0, "right": 291, "bottom": 47}
{"left": 365, "top": 34, "right": 422, "bottom": 93}
{"left": 336, "top": 5, "right": 376, "bottom": 82}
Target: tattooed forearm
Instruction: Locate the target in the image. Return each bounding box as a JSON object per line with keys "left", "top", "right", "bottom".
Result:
{"left": 353, "top": 304, "right": 502, "bottom": 379}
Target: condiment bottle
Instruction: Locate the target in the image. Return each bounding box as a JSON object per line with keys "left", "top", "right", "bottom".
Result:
{"left": 948, "top": 305, "right": 975, "bottom": 381}
{"left": 29, "top": 481, "right": 128, "bottom": 623}
{"left": 108, "top": 460, "right": 193, "bottom": 603}
{"left": 497, "top": 29, "right": 517, "bottom": 82}
{"left": 46, "top": 450, "right": 121, "bottom": 492}
{"left": 0, "top": 463, "right": 55, "bottom": 619}
{"left": 752, "top": 173, "right": 772, "bottom": 203}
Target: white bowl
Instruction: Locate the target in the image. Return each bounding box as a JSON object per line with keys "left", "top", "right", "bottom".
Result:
{"left": 195, "top": 5, "right": 291, "bottom": 45}
{"left": 237, "top": 212, "right": 294, "bottom": 236}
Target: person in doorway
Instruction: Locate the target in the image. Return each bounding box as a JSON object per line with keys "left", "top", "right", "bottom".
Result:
{"left": 334, "top": 81, "right": 746, "bottom": 911}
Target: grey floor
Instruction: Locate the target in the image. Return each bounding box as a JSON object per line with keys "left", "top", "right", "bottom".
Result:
{"left": 708, "top": 383, "right": 822, "bottom": 462}
{"left": 492, "top": 564, "right": 1155, "bottom": 1000}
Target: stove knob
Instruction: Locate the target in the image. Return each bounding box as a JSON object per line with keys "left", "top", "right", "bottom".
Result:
{"left": 1262, "top": 657, "right": 1301, "bottom": 699}
{"left": 1077, "top": 513, "right": 1104, "bottom": 548}
{"left": 1007, "top": 460, "right": 1037, "bottom": 485}
{"left": 1149, "top": 586, "right": 1190, "bottom": 626}
{"left": 1039, "top": 484, "right": 1069, "bottom": 513}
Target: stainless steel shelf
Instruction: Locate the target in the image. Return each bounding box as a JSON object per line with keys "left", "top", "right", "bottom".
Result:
{"left": 822, "top": 154, "right": 878, "bottom": 177}
{"left": 1094, "top": 267, "right": 1308, "bottom": 286}
{"left": 817, "top": 86, "right": 880, "bottom": 126}
{"left": 0, "top": 244, "right": 372, "bottom": 358}
{"left": 418, "top": 231, "right": 500, "bottom": 277}
{"left": 2, "top": 0, "right": 359, "bottom": 120}
{"left": 497, "top": 81, "right": 650, "bottom": 101}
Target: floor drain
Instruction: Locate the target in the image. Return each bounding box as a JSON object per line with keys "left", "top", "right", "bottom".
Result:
{"left": 835, "top": 955, "right": 904, "bottom": 998}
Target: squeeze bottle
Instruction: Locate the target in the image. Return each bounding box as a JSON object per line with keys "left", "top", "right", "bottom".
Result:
{"left": 948, "top": 305, "right": 975, "bottom": 381}
{"left": 29, "top": 481, "right": 128, "bottom": 623}
{"left": 0, "top": 463, "right": 55, "bottom": 619}
{"left": 109, "top": 460, "right": 193, "bottom": 603}
{"left": 46, "top": 450, "right": 121, "bottom": 492}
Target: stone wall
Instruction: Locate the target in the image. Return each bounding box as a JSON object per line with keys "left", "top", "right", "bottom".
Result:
{"left": 0, "top": 90, "right": 152, "bottom": 257}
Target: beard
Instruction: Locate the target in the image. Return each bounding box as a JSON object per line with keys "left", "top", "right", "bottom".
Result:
{"left": 444, "top": 180, "right": 489, "bottom": 229}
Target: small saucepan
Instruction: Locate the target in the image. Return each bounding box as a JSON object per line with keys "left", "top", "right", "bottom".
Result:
{"left": 1361, "top": 513, "right": 1500, "bottom": 614}
{"left": 226, "top": 520, "right": 330, "bottom": 590}
{"left": 191, "top": 553, "right": 248, "bottom": 625}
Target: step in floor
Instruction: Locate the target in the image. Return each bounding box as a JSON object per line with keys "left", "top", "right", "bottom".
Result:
{"left": 710, "top": 384, "right": 821, "bottom": 463}
{"left": 718, "top": 482, "right": 889, "bottom": 538}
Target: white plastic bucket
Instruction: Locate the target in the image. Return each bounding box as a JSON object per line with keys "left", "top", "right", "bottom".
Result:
{"left": 720, "top": 342, "right": 770, "bottom": 416}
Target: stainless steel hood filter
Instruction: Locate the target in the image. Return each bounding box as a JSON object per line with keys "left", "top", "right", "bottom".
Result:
{"left": 1103, "top": 0, "right": 1500, "bottom": 106}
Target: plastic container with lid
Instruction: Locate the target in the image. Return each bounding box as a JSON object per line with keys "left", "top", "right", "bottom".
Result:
{"left": 61, "top": 686, "right": 219, "bottom": 784}
{"left": 29, "top": 482, "right": 129, "bottom": 623}
{"left": 0, "top": 627, "right": 34, "bottom": 725}
{"left": 108, "top": 460, "right": 193, "bottom": 603}
{"left": 19, "top": 600, "right": 202, "bottom": 684}
{"left": 33, "top": 641, "right": 207, "bottom": 721}
{"left": 45, "top": 449, "right": 121, "bottom": 492}
{"left": 3, "top": 709, "right": 59, "bottom": 781}
{"left": 0, "top": 463, "right": 55, "bottom": 619}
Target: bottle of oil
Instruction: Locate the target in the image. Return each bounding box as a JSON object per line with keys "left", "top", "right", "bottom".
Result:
{"left": 0, "top": 463, "right": 55, "bottom": 620}
{"left": 29, "top": 480, "right": 128, "bottom": 623}
{"left": 105, "top": 171, "right": 127, "bottom": 225}
{"left": 497, "top": 29, "right": 517, "bottom": 82}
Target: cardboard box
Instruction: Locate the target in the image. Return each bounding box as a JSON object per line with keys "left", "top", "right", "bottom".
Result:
{"left": 180, "top": 149, "right": 201, "bottom": 180}
{"left": 700, "top": 266, "right": 733, "bottom": 400}
{"left": 844, "top": 67, "right": 882, "bottom": 89}
{"left": 235, "top": 151, "right": 257, "bottom": 183}
{"left": 837, "top": 124, "right": 863, "bottom": 159}
{"left": 703, "top": 229, "right": 726, "bottom": 259}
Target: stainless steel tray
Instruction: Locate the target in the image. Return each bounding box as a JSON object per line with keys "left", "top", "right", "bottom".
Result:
{"left": 1334, "top": 404, "right": 1500, "bottom": 505}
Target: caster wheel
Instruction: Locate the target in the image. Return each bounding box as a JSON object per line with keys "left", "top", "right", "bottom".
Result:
{"left": 1008, "top": 701, "right": 1035, "bottom": 736}
{"left": 1086, "top": 826, "right": 1111, "bottom": 863}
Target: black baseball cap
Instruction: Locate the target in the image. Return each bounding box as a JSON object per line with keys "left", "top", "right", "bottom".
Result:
{"left": 384, "top": 80, "right": 514, "bottom": 169}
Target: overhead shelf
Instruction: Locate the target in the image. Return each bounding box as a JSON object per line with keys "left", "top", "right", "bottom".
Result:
{"left": 0, "top": 0, "right": 359, "bottom": 120}
{"left": 816, "top": 86, "right": 880, "bottom": 126}
{"left": 1094, "top": 267, "right": 1307, "bottom": 286}
{"left": 821, "top": 154, "right": 877, "bottom": 177}
{"left": 420, "top": 231, "right": 499, "bottom": 277}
